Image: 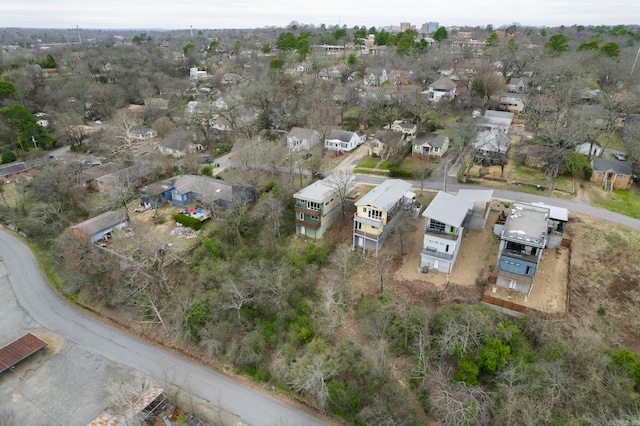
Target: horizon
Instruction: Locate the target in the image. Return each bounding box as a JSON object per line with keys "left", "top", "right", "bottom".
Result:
{"left": 1, "top": 0, "right": 639, "bottom": 32}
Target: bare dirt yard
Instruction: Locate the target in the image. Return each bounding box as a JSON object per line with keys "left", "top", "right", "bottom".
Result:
{"left": 388, "top": 204, "right": 569, "bottom": 317}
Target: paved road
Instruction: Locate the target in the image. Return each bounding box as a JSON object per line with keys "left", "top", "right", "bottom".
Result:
{"left": 0, "top": 230, "right": 328, "bottom": 426}
{"left": 353, "top": 174, "right": 640, "bottom": 230}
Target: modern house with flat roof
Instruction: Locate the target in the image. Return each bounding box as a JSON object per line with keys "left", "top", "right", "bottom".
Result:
{"left": 495, "top": 203, "right": 550, "bottom": 296}
{"left": 353, "top": 179, "right": 414, "bottom": 252}
{"left": 293, "top": 178, "right": 344, "bottom": 240}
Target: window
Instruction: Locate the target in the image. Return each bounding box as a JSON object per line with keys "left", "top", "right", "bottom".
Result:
{"left": 368, "top": 209, "right": 382, "bottom": 220}
{"left": 299, "top": 212, "right": 304, "bottom": 220}
{"left": 355, "top": 221, "right": 362, "bottom": 230}
{"left": 307, "top": 201, "right": 321, "bottom": 211}
{"left": 310, "top": 215, "right": 319, "bottom": 220}
{"left": 428, "top": 219, "right": 446, "bottom": 233}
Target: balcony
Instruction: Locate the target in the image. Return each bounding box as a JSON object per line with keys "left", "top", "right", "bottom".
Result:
{"left": 500, "top": 249, "right": 538, "bottom": 264}
{"left": 496, "top": 269, "right": 533, "bottom": 285}
{"left": 296, "top": 219, "right": 321, "bottom": 230}
{"left": 420, "top": 248, "right": 454, "bottom": 261}
{"left": 354, "top": 215, "right": 382, "bottom": 227}
{"left": 295, "top": 205, "right": 322, "bottom": 217}
{"left": 424, "top": 228, "right": 460, "bottom": 241}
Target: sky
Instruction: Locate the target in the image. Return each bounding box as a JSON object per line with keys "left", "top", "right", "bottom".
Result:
{"left": 0, "top": 0, "right": 638, "bottom": 30}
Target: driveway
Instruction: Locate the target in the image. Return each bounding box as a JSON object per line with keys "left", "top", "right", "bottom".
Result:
{"left": 0, "top": 229, "right": 328, "bottom": 426}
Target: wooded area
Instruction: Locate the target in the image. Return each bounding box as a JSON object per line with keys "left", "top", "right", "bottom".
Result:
{"left": 1, "top": 22, "right": 640, "bottom": 424}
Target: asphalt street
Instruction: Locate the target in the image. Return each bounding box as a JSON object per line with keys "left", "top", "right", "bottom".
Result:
{"left": 0, "top": 230, "right": 328, "bottom": 426}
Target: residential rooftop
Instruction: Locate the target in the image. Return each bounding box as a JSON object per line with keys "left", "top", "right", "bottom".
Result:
{"left": 502, "top": 203, "right": 549, "bottom": 247}
{"left": 294, "top": 178, "right": 338, "bottom": 203}
{"left": 355, "top": 179, "right": 412, "bottom": 211}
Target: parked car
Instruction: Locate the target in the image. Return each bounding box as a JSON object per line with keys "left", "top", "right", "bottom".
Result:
{"left": 613, "top": 151, "right": 626, "bottom": 161}
{"left": 315, "top": 172, "right": 328, "bottom": 179}
{"left": 302, "top": 153, "right": 312, "bottom": 160}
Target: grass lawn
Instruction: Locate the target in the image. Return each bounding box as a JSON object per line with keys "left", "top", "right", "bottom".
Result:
{"left": 507, "top": 163, "right": 548, "bottom": 186}
{"left": 353, "top": 168, "right": 389, "bottom": 176}
{"left": 596, "top": 132, "right": 623, "bottom": 151}
{"left": 356, "top": 156, "right": 380, "bottom": 169}
{"left": 593, "top": 188, "right": 640, "bottom": 219}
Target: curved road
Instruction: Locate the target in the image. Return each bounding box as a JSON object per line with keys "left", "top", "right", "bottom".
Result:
{"left": 0, "top": 230, "right": 327, "bottom": 426}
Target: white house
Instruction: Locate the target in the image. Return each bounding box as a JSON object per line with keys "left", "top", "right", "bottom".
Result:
{"left": 476, "top": 110, "right": 514, "bottom": 133}
{"left": 189, "top": 67, "right": 208, "bottom": 79}
{"left": 324, "top": 130, "right": 366, "bottom": 153}
{"left": 287, "top": 127, "right": 322, "bottom": 152}
{"left": 420, "top": 192, "right": 473, "bottom": 274}
{"left": 128, "top": 125, "right": 157, "bottom": 141}
{"left": 363, "top": 68, "right": 389, "bottom": 86}
{"left": 424, "top": 77, "right": 457, "bottom": 101}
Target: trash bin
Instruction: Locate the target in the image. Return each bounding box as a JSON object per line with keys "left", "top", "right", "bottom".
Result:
{"left": 422, "top": 266, "right": 429, "bottom": 274}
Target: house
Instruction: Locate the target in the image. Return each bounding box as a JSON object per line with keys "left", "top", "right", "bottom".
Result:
{"left": 189, "top": 67, "right": 208, "bottom": 79}
{"left": 476, "top": 110, "right": 514, "bottom": 133}
{"left": 93, "top": 160, "right": 163, "bottom": 194}
{"left": 71, "top": 210, "right": 128, "bottom": 243}
{"left": 420, "top": 192, "right": 473, "bottom": 274}
{"left": 507, "top": 77, "right": 529, "bottom": 93}
{"left": 318, "top": 66, "right": 344, "bottom": 80}
{"left": 590, "top": 158, "right": 633, "bottom": 191}
{"left": 531, "top": 202, "right": 568, "bottom": 249}
{"left": 474, "top": 130, "right": 511, "bottom": 163}
{"left": 363, "top": 68, "right": 388, "bottom": 86}
{"left": 371, "top": 130, "right": 404, "bottom": 158}
{"left": 139, "top": 175, "right": 256, "bottom": 209}
{"left": 324, "top": 129, "right": 366, "bottom": 153}
{"left": 420, "top": 189, "right": 493, "bottom": 274}
{"left": 157, "top": 131, "right": 203, "bottom": 158}
{"left": 384, "top": 120, "right": 417, "bottom": 138}
{"left": 128, "top": 125, "right": 157, "bottom": 141}
{"left": 210, "top": 115, "right": 232, "bottom": 131}
{"left": 457, "top": 189, "right": 494, "bottom": 230}
{"left": 495, "top": 203, "right": 550, "bottom": 296}
{"left": 412, "top": 133, "right": 449, "bottom": 159}
{"left": 287, "top": 127, "right": 323, "bottom": 152}
{"left": 353, "top": 179, "right": 414, "bottom": 252}
{"left": 575, "top": 142, "right": 602, "bottom": 157}
{"left": 424, "top": 77, "right": 457, "bottom": 101}
{"left": 293, "top": 178, "right": 347, "bottom": 239}
{"left": 499, "top": 92, "right": 527, "bottom": 114}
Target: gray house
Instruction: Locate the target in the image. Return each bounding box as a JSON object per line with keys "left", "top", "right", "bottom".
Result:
{"left": 287, "top": 127, "right": 322, "bottom": 152}
{"left": 495, "top": 203, "right": 549, "bottom": 296}
{"left": 71, "top": 210, "right": 128, "bottom": 243}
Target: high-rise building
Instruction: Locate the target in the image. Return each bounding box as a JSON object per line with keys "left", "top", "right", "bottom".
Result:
{"left": 400, "top": 22, "right": 411, "bottom": 32}
{"left": 427, "top": 22, "right": 439, "bottom": 34}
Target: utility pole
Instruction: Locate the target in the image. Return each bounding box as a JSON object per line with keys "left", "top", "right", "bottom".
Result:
{"left": 631, "top": 45, "right": 640, "bottom": 76}
{"left": 76, "top": 25, "right": 81, "bottom": 43}
{"left": 190, "top": 25, "right": 193, "bottom": 38}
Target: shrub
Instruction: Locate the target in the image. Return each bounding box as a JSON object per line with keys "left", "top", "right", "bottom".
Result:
{"left": 583, "top": 166, "right": 593, "bottom": 180}
{"left": 173, "top": 213, "right": 202, "bottom": 230}
{"left": 1, "top": 151, "right": 17, "bottom": 163}
{"left": 388, "top": 166, "right": 413, "bottom": 178}
{"left": 201, "top": 165, "right": 213, "bottom": 177}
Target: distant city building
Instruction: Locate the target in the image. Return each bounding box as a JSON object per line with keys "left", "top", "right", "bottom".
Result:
{"left": 427, "top": 22, "right": 439, "bottom": 34}
{"left": 400, "top": 22, "right": 411, "bottom": 32}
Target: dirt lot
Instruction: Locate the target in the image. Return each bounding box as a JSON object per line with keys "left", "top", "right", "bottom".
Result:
{"left": 389, "top": 205, "right": 569, "bottom": 316}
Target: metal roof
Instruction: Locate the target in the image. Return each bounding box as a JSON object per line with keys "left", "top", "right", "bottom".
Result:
{"left": 294, "top": 178, "right": 340, "bottom": 203}
{"left": 0, "top": 333, "right": 47, "bottom": 373}
{"left": 72, "top": 211, "right": 127, "bottom": 237}
{"left": 422, "top": 191, "right": 473, "bottom": 227}
{"left": 355, "top": 179, "right": 412, "bottom": 211}
{"left": 532, "top": 202, "right": 569, "bottom": 222}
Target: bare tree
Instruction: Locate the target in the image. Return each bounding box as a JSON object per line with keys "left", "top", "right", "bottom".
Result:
{"left": 221, "top": 279, "right": 254, "bottom": 319}
{"left": 446, "top": 116, "right": 478, "bottom": 182}
{"left": 288, "top": 343, "right": 338, "bottom": 408}
{"left": 323, "top": 171, "right": 356, "bottom": 220}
